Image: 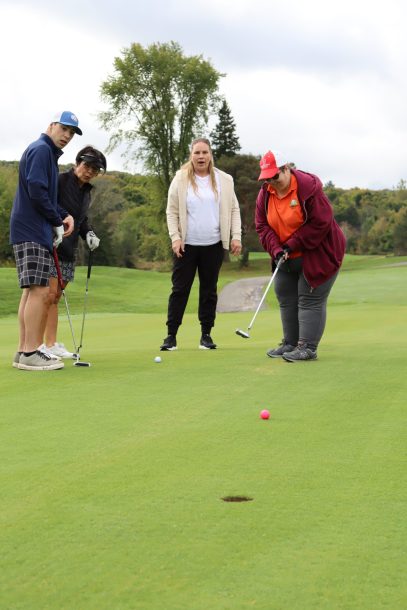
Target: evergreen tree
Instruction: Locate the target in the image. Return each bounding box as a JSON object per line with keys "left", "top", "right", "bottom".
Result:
{"left": 210, "top": 99, "right": 241, "bottom": 160}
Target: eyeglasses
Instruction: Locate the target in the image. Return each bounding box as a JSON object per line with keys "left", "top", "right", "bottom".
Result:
{"left": 83, "top": 162, "right": 100, "bottom": 175}
{"left": 268, "top": 167, "right": 286, "bottom": 182}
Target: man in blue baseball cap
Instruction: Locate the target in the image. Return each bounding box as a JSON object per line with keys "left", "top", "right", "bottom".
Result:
{"left": 51, "top": 110, "right": 83, "bottom": 135}
{"left": 9, "top": 111, "right": 82, "bottom": 371}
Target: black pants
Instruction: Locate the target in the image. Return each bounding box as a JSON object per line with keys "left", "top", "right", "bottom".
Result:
{"left": 166, "top": 242, "right": 224, "bottom": 336}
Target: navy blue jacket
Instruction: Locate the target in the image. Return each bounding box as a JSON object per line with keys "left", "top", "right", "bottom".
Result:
{"left": 10, "top": 133, "right": 68, "bottom": 252}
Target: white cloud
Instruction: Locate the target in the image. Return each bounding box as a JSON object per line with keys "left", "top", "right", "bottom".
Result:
{"left": 0, "top": 6, "right": 116, "bottom": 161}
{"left": 0, "top": 0, "right": 406, "bottom": 188}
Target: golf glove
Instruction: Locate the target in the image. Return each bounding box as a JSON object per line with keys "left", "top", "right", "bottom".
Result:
{"left": 53, "top": 225, "right": 64, "bottom": 248}
{"left": 86, "top": 231, "right": 100, "bottom": 251}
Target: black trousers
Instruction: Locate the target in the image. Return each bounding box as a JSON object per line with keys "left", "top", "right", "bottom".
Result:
{"left": 166, "top": 242, "right": 224, "bottom": 336}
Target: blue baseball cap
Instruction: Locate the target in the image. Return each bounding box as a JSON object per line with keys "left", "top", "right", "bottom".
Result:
{"left": 52, "top": 111, "right": 82, "bottom": 135}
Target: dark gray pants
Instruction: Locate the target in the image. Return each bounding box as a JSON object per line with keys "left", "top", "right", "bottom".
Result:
{"left": 273, "top": 258, "right": 338, "bottom": 351}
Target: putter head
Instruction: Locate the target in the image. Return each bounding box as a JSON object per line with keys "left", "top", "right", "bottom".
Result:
{"left": 73, "top": 360, "right": 91, "bottom": 367}
{"left": 235, "top": 329, "right": 250, "bottom": 339}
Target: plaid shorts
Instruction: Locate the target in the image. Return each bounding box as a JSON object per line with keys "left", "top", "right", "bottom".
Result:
{"left": 49, "top": 258, "right": 75, "bottom": 283}
{"left": 13, "top": 242, "right": 52, "bottom": 288}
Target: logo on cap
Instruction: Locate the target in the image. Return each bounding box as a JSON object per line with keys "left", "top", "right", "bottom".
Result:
{"left": 258, "top": 150, "right": 288, "bottom": 181}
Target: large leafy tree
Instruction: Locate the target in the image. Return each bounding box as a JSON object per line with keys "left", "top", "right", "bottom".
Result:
{"left": 210, "top": 99, "right": 241, "bottom": 160}
{"left": 393, "top": 206, "right": 407, "bottom": 254}
{"left": 216, "top": 154, "right": 260, "bottom": 265}
{"left": 0, "top": 162, "right": 18, "bottom": 262}
{"left": 99, "top": 41, "right": 223, "bottom": 203}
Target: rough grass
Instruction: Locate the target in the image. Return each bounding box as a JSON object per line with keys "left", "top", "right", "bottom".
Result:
{"left": 0, "top": 256, "right": 406, "bottom": 609}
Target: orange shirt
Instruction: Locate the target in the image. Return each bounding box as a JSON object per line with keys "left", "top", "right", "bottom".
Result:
{"left": 267, "top": 174, "right": 304, "bottom": 258}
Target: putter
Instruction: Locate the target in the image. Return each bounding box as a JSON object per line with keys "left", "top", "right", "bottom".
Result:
{"left": 235, "top": 256, "right": 284, "bottom": 339}
{"left": 52, "top": 248, "right": 91, "bottom": 367}
{"left": 75, "top": 250, "right": 93, "bottom": 367}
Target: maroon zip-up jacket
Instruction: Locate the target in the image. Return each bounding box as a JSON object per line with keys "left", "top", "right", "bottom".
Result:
{"left": 255, "top": 169, "right": 346, "bottom": 289}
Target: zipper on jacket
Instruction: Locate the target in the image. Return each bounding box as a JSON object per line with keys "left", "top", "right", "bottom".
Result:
{"left": 298, "top": 196, "right": 313, "bottom": 290}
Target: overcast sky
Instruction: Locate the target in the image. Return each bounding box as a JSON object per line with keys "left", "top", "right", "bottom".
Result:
{"left": 1, "top": 0, "right": 405, "bottom": 189}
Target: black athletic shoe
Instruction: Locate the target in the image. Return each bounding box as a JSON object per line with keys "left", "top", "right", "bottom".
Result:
{"left": 266, "top": 341, "right": 296, "bottom": 358}
{"left": 160, "top": 335, "right": 177, "bottom": 351}
{"left": 199, "top": 334, "right": 217, "bottom": 350}
{"left": 282, "top": 343, "right": 317, "bottom": 362}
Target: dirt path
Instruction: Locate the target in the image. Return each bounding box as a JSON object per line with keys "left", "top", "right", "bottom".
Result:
{"left": 217, "top": 277, "right": 270, "bottom": 312}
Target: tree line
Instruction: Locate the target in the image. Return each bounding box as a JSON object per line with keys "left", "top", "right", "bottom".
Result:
{"left": 1, "top": 158, "right": 406, "bottom": 269}
{"left": 1, "top": 40, "right": 406, "bottom": 267}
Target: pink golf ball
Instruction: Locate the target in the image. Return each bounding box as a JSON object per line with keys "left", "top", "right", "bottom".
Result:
{"left": 260, "top": 409, "right": 270, "bottom": 420}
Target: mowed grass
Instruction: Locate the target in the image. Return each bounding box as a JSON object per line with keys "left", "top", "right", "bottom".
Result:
{"left": 0, "top": 256, "right": 406, "bottom": 610}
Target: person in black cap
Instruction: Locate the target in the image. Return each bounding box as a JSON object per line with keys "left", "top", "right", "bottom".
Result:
{"left": 10, "top": 111, "right": 81, "bottom": 371}
{"left": 41, "top": 145, "right": 107, "bottom": 359}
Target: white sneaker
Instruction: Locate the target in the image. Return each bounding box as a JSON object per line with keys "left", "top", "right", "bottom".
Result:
{"left": 38, "top": 344, "right": 62, "bottom": 361}
{"left": 46, "top": 342, "right": 75, "bottom": 359}
{"left": 19, "top": 350, "right": 64, "bottom": 371}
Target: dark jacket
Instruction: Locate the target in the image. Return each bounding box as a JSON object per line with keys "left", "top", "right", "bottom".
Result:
{"left": 56, "top": 169, "right": 93, "bottom": 261}
{"left": 10, "top": 134, "right": 68, "bottom": 252}
{"left": 255, "top": 169, "right": 346, "bottom": 288}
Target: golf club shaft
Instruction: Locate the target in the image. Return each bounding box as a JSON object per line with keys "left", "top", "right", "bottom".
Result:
{"left": 247, "top": 257, "right": 283, "bottom": 331}
{"left": 78, "top": 250, "right": 93, "bottom": 350}
{"left": 53, "top": 247, "right": 79, "bottom": 354}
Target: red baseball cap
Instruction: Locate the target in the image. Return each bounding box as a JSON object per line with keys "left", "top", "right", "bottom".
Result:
{"left": 258, "top": 150, "right": 288, "bottom": 180}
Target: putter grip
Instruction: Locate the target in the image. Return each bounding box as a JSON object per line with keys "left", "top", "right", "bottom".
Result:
{"left": 87, "top": 251, "right": 93, "bottom": 279}
{"left": 53, "top": 247, "right": 64, "bottom": 288}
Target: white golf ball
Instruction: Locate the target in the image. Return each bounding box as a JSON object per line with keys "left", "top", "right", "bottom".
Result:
{"left": 154, "top": 356, "right": 162, "bottom": 363}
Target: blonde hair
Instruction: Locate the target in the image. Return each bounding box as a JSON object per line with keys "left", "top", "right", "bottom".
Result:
{"left": 182, "top": 138, "right": 219, "bottom": 200}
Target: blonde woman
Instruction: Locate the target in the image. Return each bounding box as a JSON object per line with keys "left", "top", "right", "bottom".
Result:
{"left": 160, "top": 138, "right": 242, "bottom": 351}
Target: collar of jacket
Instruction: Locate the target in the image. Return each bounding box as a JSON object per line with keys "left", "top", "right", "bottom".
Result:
{"left": 291, "top": 169, "right": 321, "bottom": 202}
{"left": 40, "top": 133, "right": 64, "bottom": 160}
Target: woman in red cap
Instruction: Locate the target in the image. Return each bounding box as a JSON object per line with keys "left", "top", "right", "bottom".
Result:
{"left": 255, "top": 150, "right": 346, "bottom": 361}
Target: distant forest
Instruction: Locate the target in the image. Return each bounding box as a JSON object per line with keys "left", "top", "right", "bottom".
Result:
{"left": 1, "top": 157, "right": 407, "bottom": 269}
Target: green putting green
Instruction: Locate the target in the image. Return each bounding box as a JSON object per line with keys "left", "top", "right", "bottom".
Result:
{"left": 0, "top": 256, "right": 406, "bottom": 609}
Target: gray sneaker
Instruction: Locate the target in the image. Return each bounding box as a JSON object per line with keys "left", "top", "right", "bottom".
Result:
{"left": 12, "top": 351, "right": 22, "bottom": 368}
{"left": 266, "top": 341, "right": 295, "bottom": 358}
{"left": 18, "top": 350, "right": 64, "bottom": 371}
{"left": 282, "top": 343, "right": 317, "bottom": 362}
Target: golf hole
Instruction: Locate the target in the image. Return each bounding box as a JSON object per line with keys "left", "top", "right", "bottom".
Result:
{"left": 221, "top": 496, "right": 253, "bottom": 503}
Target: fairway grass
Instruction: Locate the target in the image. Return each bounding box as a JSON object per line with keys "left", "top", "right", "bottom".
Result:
{"left": 0, "top": 260, "right": 406, "bottom": 609}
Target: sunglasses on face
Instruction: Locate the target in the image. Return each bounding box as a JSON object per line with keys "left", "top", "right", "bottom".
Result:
{"left": 267, "top": 166, "right": 286, "bottom": 182}
{"left": 83, "top": 162, "right": 100, "bottom": 175}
